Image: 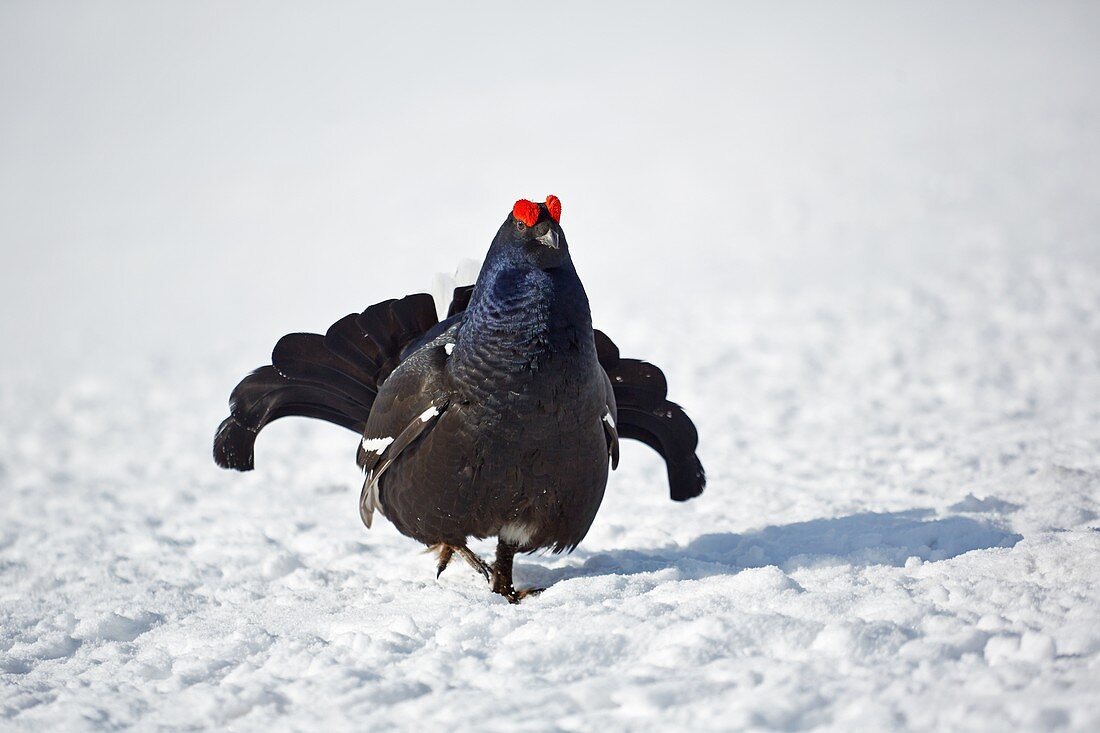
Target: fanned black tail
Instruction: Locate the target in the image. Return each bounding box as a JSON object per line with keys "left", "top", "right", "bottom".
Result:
{"left": 213, "top": 293, "right": 439, "bottom": 471}
{"left": 215, "top": 285, "right": 705, "bottom": 503}
{"left": 594, "top": 329, "right": 706, "bottom": 501}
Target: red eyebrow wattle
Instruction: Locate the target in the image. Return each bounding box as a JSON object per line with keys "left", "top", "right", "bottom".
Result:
{"left": 545, "top": 195, "right": 561, "bottom": 223}
{"left": 512, "top": 199, "right": 539, "bottom": 227}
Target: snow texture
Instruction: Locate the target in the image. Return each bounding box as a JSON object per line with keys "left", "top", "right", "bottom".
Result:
{"left": 2, "top": 2, "right": 1100, "bottom": 731}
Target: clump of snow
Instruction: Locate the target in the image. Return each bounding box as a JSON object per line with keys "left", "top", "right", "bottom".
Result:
{"left": 949, "top": 494, "right": 1022, "bottom": 515}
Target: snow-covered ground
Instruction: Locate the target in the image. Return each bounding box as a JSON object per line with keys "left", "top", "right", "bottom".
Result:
{"left": 3, "top": 2, "right": 1100, "bottom": 731}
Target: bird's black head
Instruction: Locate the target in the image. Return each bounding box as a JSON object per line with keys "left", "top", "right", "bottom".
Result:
{"left": 492, "top": 195, "right": 568, "bottom": 270}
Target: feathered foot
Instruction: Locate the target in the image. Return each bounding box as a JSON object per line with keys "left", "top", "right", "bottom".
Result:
{"left": 491, "top": 540, "right": 544, "bottom": 604}
{"left": 432, "top": 544, "right": 455, "bottom": 578}
{"left": 431, "top": 543, "right": 492, "bottom": 582}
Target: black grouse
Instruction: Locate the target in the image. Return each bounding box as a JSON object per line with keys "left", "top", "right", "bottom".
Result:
{"left": 214, "top": 196, "right": 705, "bottom": 602}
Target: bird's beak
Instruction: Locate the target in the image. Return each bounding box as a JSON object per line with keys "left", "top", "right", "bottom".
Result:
{"left": 535, "top": 229, "right": 559, "bottom": 249}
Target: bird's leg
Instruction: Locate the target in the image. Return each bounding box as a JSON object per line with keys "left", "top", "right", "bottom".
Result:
{"left": 432, "top": 543, "right": 455, "bottom": 578}
{"left": 455, "top": 545, "right": 492, "bottom": 582}
{"left": 431, "top": 543, "right": 490, "bottom": 581}
{"left": 491, "top": 541, "right": 516, "bottom": 600}
{"left": 490, "top": 540, "right": 544, "bottom": 603}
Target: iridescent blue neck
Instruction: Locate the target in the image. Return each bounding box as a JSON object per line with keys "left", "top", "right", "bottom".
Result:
{"left": 453, "top": 257, "right": 593, "bottom": 377}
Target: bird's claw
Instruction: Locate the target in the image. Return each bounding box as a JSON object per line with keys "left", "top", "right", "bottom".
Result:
{"left": 511, "top": 586, "right": 545, "bottom": 603}
{"left": 493, "top": 582, "right": 545, "bottom": 604}
{"left": 489, "top": 562, "right": 543, "bottom": 603}
{"left": 456, "top": 546, "right": 492, "bottom": 581}
{"left": 433, "top": 541, "right": 542, "bottom": 602}
{"left": 432, "top": 543, "right": 492, "bottom": 581}
{"left": 433, "top": 544, "right": 455, "bottom": 578}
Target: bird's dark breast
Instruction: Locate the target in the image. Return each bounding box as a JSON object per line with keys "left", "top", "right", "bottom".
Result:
{"left": 379, "top": 354, "right": 610, "bottom": 553}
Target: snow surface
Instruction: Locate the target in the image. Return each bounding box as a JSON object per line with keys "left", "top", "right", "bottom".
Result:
{"left": 3, "top": 2, "right": 1100, "bottom": 731}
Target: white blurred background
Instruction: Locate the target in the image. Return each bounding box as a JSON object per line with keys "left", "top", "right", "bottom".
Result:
{"left": 2, "top": 1, "right": 1097, "bottom": 368}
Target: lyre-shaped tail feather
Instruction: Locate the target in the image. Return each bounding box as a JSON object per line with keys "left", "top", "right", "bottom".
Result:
{"left": 213, "top": 284, "right": 705, "bottom": 503}
{"left": 594, "top": 330, "right": 706, "bottom": 501}
{"left": 213, "top": 293, "right": 441, "bottom": 471}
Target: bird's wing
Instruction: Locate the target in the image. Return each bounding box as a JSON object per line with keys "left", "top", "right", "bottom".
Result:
{"left": 601, "top": 371, "right": 620, "bottom": 470}
{"left": 358, "top": 400, "right": 449, "bottom": 528}
{"left": 356, "top": 332, "right": 454, "bottom": 528}
{"left": 594, "top": 329, "right": 706, "bottom": 501}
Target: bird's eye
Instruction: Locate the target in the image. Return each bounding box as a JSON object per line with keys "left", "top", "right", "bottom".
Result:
{"left": 515, "top": 221, "right": 527, "bottom": 232}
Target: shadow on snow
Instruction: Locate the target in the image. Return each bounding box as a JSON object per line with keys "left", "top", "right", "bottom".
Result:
{"left": 518, "top": 509, "right": 1022, "bottom": 589}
